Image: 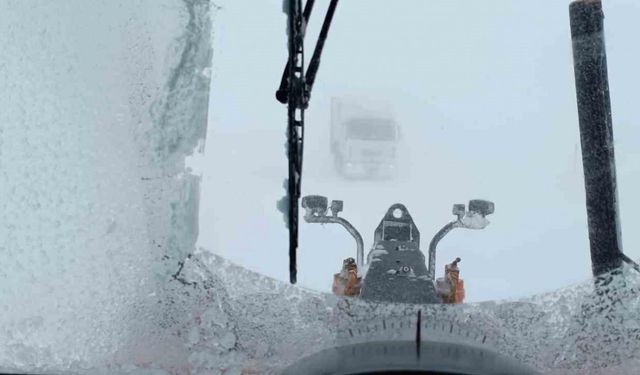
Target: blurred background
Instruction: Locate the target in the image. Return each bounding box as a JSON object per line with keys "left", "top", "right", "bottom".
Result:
{"left": 195, "top": 0, "right": 640, "bottom": 302}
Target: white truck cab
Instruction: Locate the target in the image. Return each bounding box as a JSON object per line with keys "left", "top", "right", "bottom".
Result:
{"left": 330, "top": 96, "right": 399, "bottom": 179}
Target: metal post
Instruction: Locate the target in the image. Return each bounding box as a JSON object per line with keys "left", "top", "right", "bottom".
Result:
{"left": 569, "top": 0, "right": 624, "bottom": 276}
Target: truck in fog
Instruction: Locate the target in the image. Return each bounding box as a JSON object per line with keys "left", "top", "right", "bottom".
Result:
{"left": 330, "top": 96, "right": 399, "bottom": 179}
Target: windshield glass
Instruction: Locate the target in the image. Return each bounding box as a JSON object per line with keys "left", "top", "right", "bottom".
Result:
{"left": 2, "top": 1, "right": 640, "bottom": 375}
{"left": 346, "top": 119, "right": 396, "bottom": 141}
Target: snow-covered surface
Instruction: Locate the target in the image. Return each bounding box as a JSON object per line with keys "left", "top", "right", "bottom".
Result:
{"left": 460, "top": 213, "right": 490, "bottom": 230}
{"left": 110, "top": 251, "right": 640, "bottom": 374}
{"left": 1, "top": 0, "right": 212, "bottom": 372}
{"left": 2, "top": 1, "right": 640, "bottom": 375}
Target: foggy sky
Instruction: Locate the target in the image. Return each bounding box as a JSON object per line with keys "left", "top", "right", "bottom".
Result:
{"left": 195, "top": 0, "right": 640, "bottom": 302}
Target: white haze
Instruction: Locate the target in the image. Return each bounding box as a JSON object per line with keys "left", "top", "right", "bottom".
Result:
{"left": 197, "top": 0, "right": 640, "bottom": 302}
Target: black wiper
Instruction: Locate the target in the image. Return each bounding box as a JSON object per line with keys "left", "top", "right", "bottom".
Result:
{"left": 277, "top": 0, "right": 339, "bottom": 284}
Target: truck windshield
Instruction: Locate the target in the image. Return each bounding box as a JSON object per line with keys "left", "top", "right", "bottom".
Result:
{"left": 346, "top": 119, "right": 396, "bottom": 141}
{"left": 4, "top": 1, "right": 640, "bottom": 375}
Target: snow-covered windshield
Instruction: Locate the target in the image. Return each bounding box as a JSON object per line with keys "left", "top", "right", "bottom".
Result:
{"left": 2, "top": 0, "right": 640, "bottom": 375}
{"left": 346, "top": 119, "right": 396, "bottom": 141}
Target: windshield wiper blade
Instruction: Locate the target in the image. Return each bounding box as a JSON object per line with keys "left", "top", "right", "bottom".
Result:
{"left": 278, "top": 0, "right": 339, "bottom": 284}
{"left": 276, "top": 0, "right": 315, "bottom": 104}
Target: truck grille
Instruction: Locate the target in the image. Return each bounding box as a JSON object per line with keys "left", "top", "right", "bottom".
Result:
{"left": 361, "top": 149, "right": 383, "bottom": 157}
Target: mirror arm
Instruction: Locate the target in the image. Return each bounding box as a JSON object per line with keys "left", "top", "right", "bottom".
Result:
{"left": 304, "top": 214, "right": 365, "bottom": 269}
{"left": 427, "top": 220, "right": 462, "bottom": 281}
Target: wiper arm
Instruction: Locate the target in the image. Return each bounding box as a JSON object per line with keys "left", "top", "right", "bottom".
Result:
{"left": 277, "top": 0, "right": 339, "bottom": 284}
{"left": 275, "top": 0, "right": 316, "bottom": 104}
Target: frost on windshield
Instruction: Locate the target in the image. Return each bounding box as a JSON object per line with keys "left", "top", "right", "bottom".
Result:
{"left": 0, "top": 0, "right": 213, "bottom": 373}
{"left": 97, "top": 247, "right": 638, "bottom": 374}
{"left": 1, "top": 1, "right": 640, "bottom": 375}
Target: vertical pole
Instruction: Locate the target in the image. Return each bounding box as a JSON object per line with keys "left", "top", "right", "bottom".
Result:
{"left": 569, "top": 0, "right": 624, "bottom": 276}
